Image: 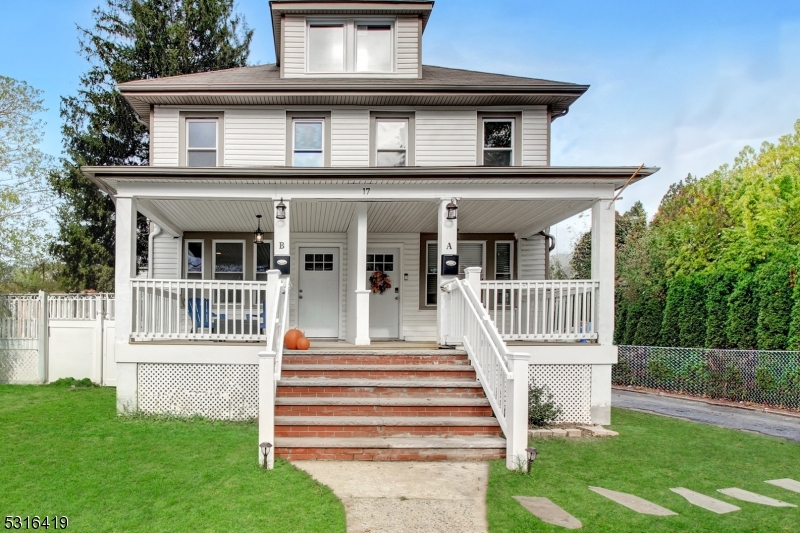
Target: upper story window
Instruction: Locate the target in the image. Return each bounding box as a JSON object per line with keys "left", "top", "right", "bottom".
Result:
{"left": 293, "top": 119, "right": 325, "bottom": 167}
{"left": 186, "top": 119, "right": 218, "bottom": 167}
{"left": 482, "top": 119, "right": 514, "bottom": 166}
{"left": 375, "top": 118, "right": 408, "bottom": 166}
{"left": 307, "top": 19, "right": 394, "bottom": 74}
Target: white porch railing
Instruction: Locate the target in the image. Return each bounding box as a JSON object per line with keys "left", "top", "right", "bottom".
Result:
{"left": 443, "top": 268, "right": 529, "bottom": 471}
{"left": 130, "top": 279, "right": 273, "bottom": 341}
{"left": 480, "top": 280, "right": 599, "bottom": 341}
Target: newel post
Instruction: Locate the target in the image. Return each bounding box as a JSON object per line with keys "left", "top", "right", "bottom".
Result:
{"left": 258, "top": 350, "right": 276, "bottom": 469}
{"left": 464, "top": 267, "right": 482, "bottom": 299}
{"left": 505, "top": 353, "right": 529, "bottom": 470}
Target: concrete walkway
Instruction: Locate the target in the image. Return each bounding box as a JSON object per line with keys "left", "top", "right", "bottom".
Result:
{"left": 613, "top": 389, "right": 800, "bottom": 442}
{"left": 293, "top": 461, "right": 489, "bottom": 533}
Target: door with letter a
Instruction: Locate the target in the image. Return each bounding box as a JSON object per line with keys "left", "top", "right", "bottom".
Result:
{"left": 298, "top": 247, "right": 340, "bottom": 338}
{"left": 367, "top": 249, "right": 400, "bottom": 339}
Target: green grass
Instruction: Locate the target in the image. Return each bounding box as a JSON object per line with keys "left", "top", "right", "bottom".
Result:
{"left": 0, "top": 385, "right": 346, "bottom": 533}
{"left": 488, "top": 408, "right": 800, "bottom": 532}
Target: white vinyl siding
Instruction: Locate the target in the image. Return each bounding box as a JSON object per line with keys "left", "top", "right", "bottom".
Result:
{"left": 152, "top": 107, "right": 179, "bottom": 166}
{"left": 522, "top": 107, "right": 549, "bottom": 166}
{"left": 519, "top": 235, "right": 546, "bottom": 279}
{"left": 224, "top": 109, "right": 286, "bottom": 166}
{"left": 415, "top": 110, "right": 477, "bottom": 166}
{"left": 331, "top": 109, "right": 370, "bottom": 166}
{"left": 152, "top": 231, "right": 179, "bottom": 279}
{"left": 283, "top": 15, "right": 306, "bottom": 76}
{"left": 395, "top": 16, "right": 420, "bottom": 78}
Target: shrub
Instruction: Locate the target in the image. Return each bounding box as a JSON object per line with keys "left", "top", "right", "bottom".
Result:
{"left": 528, "top": 384, "right": 562, "bottom": 428}
{"left": 49, "top": 377, "right": 97, "bottom": 388}
{"left": 705, "top": 270, "right": 736, "bottom": 348}
{"left": 755, "top": 261, "right": 793, "bottom": 350}
{"left": 678, "top": 274, "right": 707, "bottom": 347}
{"left": 632, "top": 293, "right": 665, "bottom": 346}
{"left": 726, "top": 273, "right": 758, "bottom": 349}
{"left": 660, "top": 277, "right": 686, "bottom": 346}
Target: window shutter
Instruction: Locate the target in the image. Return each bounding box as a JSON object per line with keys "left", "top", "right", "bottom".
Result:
{"left": 458, "top": 242, "right": 484, "bottom": 277}
{"left": 495, "top": 242, "right": 512, "bottom": 280}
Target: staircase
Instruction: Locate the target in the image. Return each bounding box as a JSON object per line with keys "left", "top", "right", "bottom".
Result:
{"left": 274, "top": 350, "right": 506, "bottom": 461}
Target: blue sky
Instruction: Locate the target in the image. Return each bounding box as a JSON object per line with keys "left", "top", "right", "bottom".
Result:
{"left": 3, "top": 0, "right": 800, "bottom": 253}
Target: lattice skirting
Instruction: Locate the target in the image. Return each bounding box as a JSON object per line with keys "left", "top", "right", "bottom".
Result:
{"left": 0, "top": 347, "right": 40, "bottom": 384}
{"left": 528, "top": 364, "right": 592, "bottom": 424}
{"left": 138, "top": 363, "right": 258, "bottom": 420}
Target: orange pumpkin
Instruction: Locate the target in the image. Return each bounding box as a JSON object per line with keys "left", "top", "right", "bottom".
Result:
{"left": 295, "top": 337, "right": 311, "bottom": 351}
{"left": 284, "top": 328, "right": 303, "bottom": 350}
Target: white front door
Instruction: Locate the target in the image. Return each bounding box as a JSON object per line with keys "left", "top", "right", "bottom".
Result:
{"left": 298, "top": 248, "right": 340, "bottom": 338}
{"left": 367, "top": 248, "right": 400, "bottom": 339}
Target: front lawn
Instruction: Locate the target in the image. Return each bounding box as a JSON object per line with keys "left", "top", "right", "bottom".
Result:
{"left": 488, "top": 408, "right": 800, "bottom": 532}
{"left": 0, "top": 385, "right": 345, "bottom": 533}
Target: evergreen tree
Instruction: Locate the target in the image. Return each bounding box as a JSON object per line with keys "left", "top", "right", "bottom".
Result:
{"left": 704, "top": 269, "right": 736, "bottom": 348}
{"left": 49, "top": 0, "right": 252, "bottom": 291}
{"left": 726, "top": 273, "right": 759, "bottom": 349}
{"left": 755, "top": 260, "right": 794, "bottom": 350}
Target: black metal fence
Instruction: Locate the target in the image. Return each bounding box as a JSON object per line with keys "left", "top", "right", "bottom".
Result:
{"left": 615, "top": 345, "right": 800, "bottom": 409}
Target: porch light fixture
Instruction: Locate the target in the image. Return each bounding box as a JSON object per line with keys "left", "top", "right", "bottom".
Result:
{"left": 275, "top": 198, "right": 287, "bottom": 220}
{"left": 525, "top": 447, "right": 538, "bottom": 473}
{"left": 253, "top": 215, "right": 265, "bottom": 245}
{"left": 260, "top": 441, "right": 273, "bottom": 469}
{"left": 446, "top": 198, "right": 458, "bottom": 220}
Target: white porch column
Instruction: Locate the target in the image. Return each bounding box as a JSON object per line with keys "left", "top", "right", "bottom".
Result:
{"left": 273, "top": 198, "right": 290, "bottom": 274}
{"left": 437, "top": 198, "right": 458, "bottom": 345}
{"left": 591, "top": 199, "right": 616, "bottom": 425}
{"left": 346, "top": 204, "right": 370, "bottom": 345}
{"left": 258, "top": 350, "right": 276, "bottom": 469}
{"left": 115, "top": 196, "right": 138, "bottom": 413}
{"left": 505, "top": 353, "right": 529, "bottom": 470}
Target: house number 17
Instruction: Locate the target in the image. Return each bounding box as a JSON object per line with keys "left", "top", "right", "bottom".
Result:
{"left": 362, "top": 188, "right": 371, "bottom": 195}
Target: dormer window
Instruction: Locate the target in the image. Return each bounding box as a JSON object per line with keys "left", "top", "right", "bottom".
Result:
{"left": 307, "top": 19, "right": 395, "bottom": 74}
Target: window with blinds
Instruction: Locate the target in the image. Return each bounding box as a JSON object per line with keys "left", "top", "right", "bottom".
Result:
{"left": 425, "top": 241, "right": 486, "bottom": 306}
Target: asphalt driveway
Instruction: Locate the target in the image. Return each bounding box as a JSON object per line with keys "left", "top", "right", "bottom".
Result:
{"left": 612, "top": 389, "right": 800, "bottom": 442}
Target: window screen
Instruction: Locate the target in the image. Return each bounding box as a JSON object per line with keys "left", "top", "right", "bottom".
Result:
{"left": 214, "top": 242, "right": 244, "bottom": 281}
{"left": 495, "top": 242, "right": 512, "bottom": 280}
{"left": 293, "top": 120, "right": 324, "bottom": 167}
{"left": 483, "top": 120, "right": 513, "bottom": 166}
{"left": 186, "top": 242, "right": 203, "bottom": 279}
{"left": 356, "top": 25, "right": 392, "bottom": 72}
{"left": 187, "top": 120, "right": 217, "bottom": 167}
{"left": 255, "top": 244, "right": 271, "bottom": 281}
{"left": 308, "top": 24, "right": 345, "bottom": 72}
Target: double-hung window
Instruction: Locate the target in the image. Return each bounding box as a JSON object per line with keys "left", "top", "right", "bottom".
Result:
{"left": 293, "top": 119, "right": 325, "bottom": 167}
{"left": 213, "top": 241, "right": 244, "bottom": 281}
{"left": 482, "top": 119, "right": 514, "bottom": 166}
{"left": 424, "top": 241, "right": 486, "bottom": 306}
{"left": 186, "top": 119, "right": 218, "bottom": 167}
{"left": 495, "top": 242, "right": 514, "bottom": 280}
{"left": 307, "top": 20, "right": 394, "bottom": 74}
{"left": 375, "top": 118, "right": 408, "bottom": 166}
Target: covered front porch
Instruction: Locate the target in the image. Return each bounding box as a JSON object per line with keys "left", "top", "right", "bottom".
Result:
{"left": 120, "top": 194, "right": 613, "bottom": 348}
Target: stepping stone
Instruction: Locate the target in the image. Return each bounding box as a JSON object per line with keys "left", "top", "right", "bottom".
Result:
{"left": 514, "top": 496, "right": 582, "bottom": 529}
{"left": 589, "top": 487, "right": 677, "bottom": 516}
{"left": 717, "top": 488, "right": 797, "bottom": 507}
{"left": 669, "top": 488, "right": 740, "bottom": 514}
{"left": 765, "top": 479, "right": 800, "bottom": 494}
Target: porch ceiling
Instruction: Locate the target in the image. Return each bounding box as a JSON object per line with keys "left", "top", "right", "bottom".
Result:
{"left": 146, "top": 198, "right": 594, "bottom": 236}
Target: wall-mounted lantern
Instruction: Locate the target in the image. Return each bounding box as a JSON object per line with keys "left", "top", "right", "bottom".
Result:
{"left": 446, "top": 198, "right": 458, "bottom": 220}
{"left": 253, "top": 215, "right": 265, "bottom": 244}
{"left": 275, "top": 198, "right": 287, "bottom": 220}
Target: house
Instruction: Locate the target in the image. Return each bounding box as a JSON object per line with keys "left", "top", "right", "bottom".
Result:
{"left": 83, "top": 0, "right": 658, "bottom": 469}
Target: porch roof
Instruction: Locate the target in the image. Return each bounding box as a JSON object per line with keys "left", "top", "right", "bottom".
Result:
{"left": 84, "top": 165, "right": 659, "bottom": 196}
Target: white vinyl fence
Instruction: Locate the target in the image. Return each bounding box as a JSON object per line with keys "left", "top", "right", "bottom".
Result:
{"left": 0, "top": 292, "right": 116, "bottom": 385}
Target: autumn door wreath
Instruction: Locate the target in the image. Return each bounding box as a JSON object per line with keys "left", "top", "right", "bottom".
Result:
{"left": 369, "top": 271, "right": 392, "bottom": 294}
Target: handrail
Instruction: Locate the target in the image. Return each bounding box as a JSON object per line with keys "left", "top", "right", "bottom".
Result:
{"left": 443, "top": 278, "right": 512, "bottom": 433}
{"left": 272, "top": 279, "right": 291, "bottom": 382}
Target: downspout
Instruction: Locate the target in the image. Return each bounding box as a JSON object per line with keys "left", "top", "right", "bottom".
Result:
{"left": 148, "top": 221, "right": 161, "bottom": 279}
{"left": 538, "top": 230, "right": 556, "bottom": 280}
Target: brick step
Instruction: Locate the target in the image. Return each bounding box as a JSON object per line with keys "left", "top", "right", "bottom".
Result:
{"left": 282, "top": 352, "right": 470, "bottom": 366}
{"left": 274, "top": 416, "right": 502, "bottom": 438}
{"left": 275, "top": 397, "right": 492, "bottom": 417}
{"left": 276, "top": 378, "right": 485, "bottom": 398}
{"left": 275, "top": 436, "right": 506, "bottom": 461}
{"left": 281, "top": 364, "right": 476, "bottom": 379}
